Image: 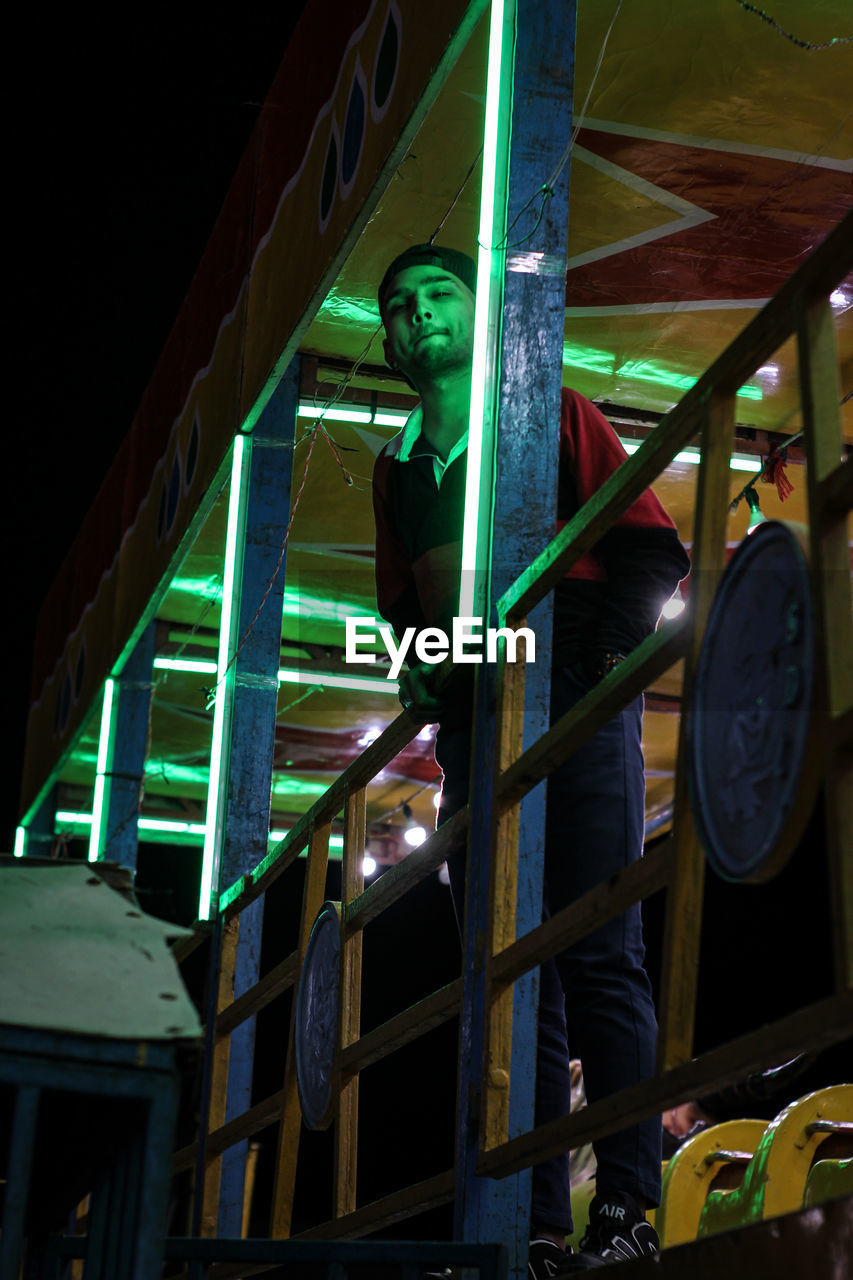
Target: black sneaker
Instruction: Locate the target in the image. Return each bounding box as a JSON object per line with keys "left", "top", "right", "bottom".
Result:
{"left": 562, "top": 1191, "right": 659, "bottom": 1270}
{"left": 528, "top": 1238, "right": 570, "bottom": 1279}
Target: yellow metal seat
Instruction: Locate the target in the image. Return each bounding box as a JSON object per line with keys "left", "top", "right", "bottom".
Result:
{"left": 803, "top": 1156, "right": 853, "bottom": 1208}
{"left": 655, "top": 1119, "right": 767, "bottom": 1247}
{"left": 698, "top": 1085, "right": 853, "bottom": 1239}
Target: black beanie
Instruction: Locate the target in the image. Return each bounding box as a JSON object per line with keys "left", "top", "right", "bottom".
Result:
{"left": 378, "top": 244, "right": 477, "bottom": 320}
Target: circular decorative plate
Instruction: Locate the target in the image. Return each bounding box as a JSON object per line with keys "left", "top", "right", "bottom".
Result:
{"left": 688, "top": 522, "right": 818, "bottom": 882}
{"left": 295, "top": 900, "right": 341, "bottom": 1130}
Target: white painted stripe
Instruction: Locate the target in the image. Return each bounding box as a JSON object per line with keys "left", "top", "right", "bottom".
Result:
{"left": 573, "top": 116, "right": 853, "bottom": 173}
{"left": 574, "top": 145, "right": 715, "bottom": 220}
{"left": 566, "top": 145, "right": 716, "bottom": 272}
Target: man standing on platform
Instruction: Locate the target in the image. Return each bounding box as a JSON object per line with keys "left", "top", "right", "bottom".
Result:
{"left": 371, "top": 244, "right": 690, "bottom": 1274}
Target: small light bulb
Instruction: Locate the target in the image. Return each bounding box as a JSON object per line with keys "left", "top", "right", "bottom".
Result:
{"left": 361, "top": 855, "right": 377, "bottom": 876}
{"left": 404, "top": 826, "right": 428, "bottom": 848}
{"left": 661, "top": 593, "right": 686, "bottom": 620}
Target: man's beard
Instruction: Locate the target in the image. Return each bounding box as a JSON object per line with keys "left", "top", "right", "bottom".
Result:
{"left": 404, "top": 332, "right": 471, "bottom": 379}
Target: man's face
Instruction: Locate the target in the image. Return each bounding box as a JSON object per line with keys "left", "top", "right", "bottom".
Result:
{"left": 382, "top": 264, "right": 475, "bottom": 384}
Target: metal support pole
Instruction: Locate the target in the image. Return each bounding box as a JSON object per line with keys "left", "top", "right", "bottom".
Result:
{"left": 102, "top": 622, "right": 157, "bottom": 869}
{"left": 215, "top": 360, "right": 299, "bottom": 1236}
{"left": 20, "top": 785, "right": 57, "bottom": 858}
{"left": 0, "top": 1085, "right": 40, "bottom": 1278}
{"left": 456, "top": 0, "right": 575, "bottom": 1271}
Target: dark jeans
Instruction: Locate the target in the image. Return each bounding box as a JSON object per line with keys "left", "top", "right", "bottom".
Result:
{"left": 434, "top": 663, "right": 662, "bottom": 1233}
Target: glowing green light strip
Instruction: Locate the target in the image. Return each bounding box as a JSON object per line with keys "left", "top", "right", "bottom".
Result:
{"left": 199, "top": 436, "right": 248, "bottom": 921}
{"left": 268, "top": 830, "right": 345, "bottom": 850}
{"left": 460, "top": 0, "right": 513, "bottom": 619}
{"left": 277, "top": 668, "right": 399, "bottom": 694}
{"left": 374, "top": 412, "right": 410, "bottom": 427}
{"left": 619, "top": 440, "right": 761, "bottom": 473}
{"left": 153, "top": 656, "right": 218, "bottom": 674}
{"left": 296, "top": 404, "right": 410, "bottom": 428}
{"left": 298, "top": 403, "right": 372, "bottom": 424}
{"left": 151, "top": 658, "right": 395, "bottom": 690}
{"left": 59, "top": 810, "right": 208, "bottom": 838}
{"left": 14, "top": 826, "right": 25, "bottom": 858}
{"left": 87, "top": 677, "right": 116, "bottom": 863}
{"left": 143, "top": 818, "right": 208, "bottom": 835}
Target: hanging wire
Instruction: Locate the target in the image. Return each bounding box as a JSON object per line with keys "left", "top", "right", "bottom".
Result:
{"left": 736, "top": 2, "right": 852, "bottom": 50}
{"left": 486, "top": 0, "right": 623, "bottom": 252}
{"left": 276, "top": 682, "right": 324, "bottom": 719}
{"left": 370, "top": 773, "right": 443, "bottom": 827}
{"left": 547, "top": 0, "right": 624, "bottom": 191}
{"left": 430, "top": 148, "right": 483, "bottom": 244}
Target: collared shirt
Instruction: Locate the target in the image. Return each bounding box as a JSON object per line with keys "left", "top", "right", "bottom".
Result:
{"left": 395, "top": 405, "right": 468, "bottom": 488}
{"left": 372, "top": 388, "right": 691, "bottom": 658}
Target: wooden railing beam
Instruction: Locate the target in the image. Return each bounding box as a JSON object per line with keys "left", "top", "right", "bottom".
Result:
{"left": 477, "top": 991, "right": 853, "bottom": 1179}
{"left": 656, "top": 391, "right": 736, "bottom": 1072}
{"left": 490, "top": 840, "right": 673, "bottom": 992}
{"left": 496, "top": 622, "right": 688, "bottom": 811}
{"left": 269, "top": 821, "right": 331, "bottom": 1238}
{"left": 335, "top": 789, "right": 367, "bottom": 1219}
{"left": 339, "top": 980, "right": 462, "bottom": 1080}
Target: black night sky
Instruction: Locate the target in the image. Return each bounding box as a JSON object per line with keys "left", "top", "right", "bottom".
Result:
{"left": 5, "top": 5, "right": 309, "bottom": 850}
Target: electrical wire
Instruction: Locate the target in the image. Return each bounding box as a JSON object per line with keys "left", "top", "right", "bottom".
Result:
{"left": 430, "top": 148, "right": 483, "bottom": 244}
{"left": 729, "top": 430, "right": 803, "bottom": 514}
{"left": 736, "top": 2, "right": 852, "bottom": 51}
{"left": 486, "top": 0, "right": 623, "bottom": 252}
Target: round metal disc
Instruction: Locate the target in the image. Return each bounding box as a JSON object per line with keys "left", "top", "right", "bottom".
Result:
{"left": 295, "top": 900, "right": 341, "bottom": 1130}
{"left": 688, "top": 521, "right": 818, "bottom": 882}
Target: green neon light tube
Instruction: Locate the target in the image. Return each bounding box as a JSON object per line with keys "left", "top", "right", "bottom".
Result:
{"left": 460, "top": 0, "right": 513, "bottom": 619}
{"left": 156, "top": 651, "right": 400, "bottom": 689}
{"left": 297, "top": 403, "right": 372, "bottom": 424}
{"left": 14, "top": 826, "right": 25, "bottom": 858}
{"left": 268, "top": 830, "right": 345, "bottom": 850}
{"left": 199, "top": 435, "right": 247, "bottom": 921}
{"left": 153, "top": 656, "right": 218, "bottom": 674}
{"left": 619, "top": 440, "right": 761, "bottom": 473}
{"left": 373, "top": 411, "right": 410, "bottom": 427}
{"left": 277, "top": 668, "right": 399, "bottom": 694}
{"left": 58, "top": 811, "right": 208, "bottom": 838}
{"left": 88, "top": 677, "right": 116, "bottom": 863}
{"left": 141, "top": 818, "right": 208, "bottom": 835}
{"left": 296, "top": 403, "right": 410, "bottom": 427}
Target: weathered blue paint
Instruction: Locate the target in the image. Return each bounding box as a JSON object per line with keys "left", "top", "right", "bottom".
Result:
{"left": 25, "top": 784, "right": 57, "bottom": 857}
{"left": 0, "top": 1027, "right": 180, "bottom": 1280}
{"left": 102, "top": 622, "right": 157, "bottom": 870}
{"left": 455, "top": 0, "right": 576, "bottom": 1273}
{"left": 216, "top": 361, "right": 299, "bottom": 1236}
